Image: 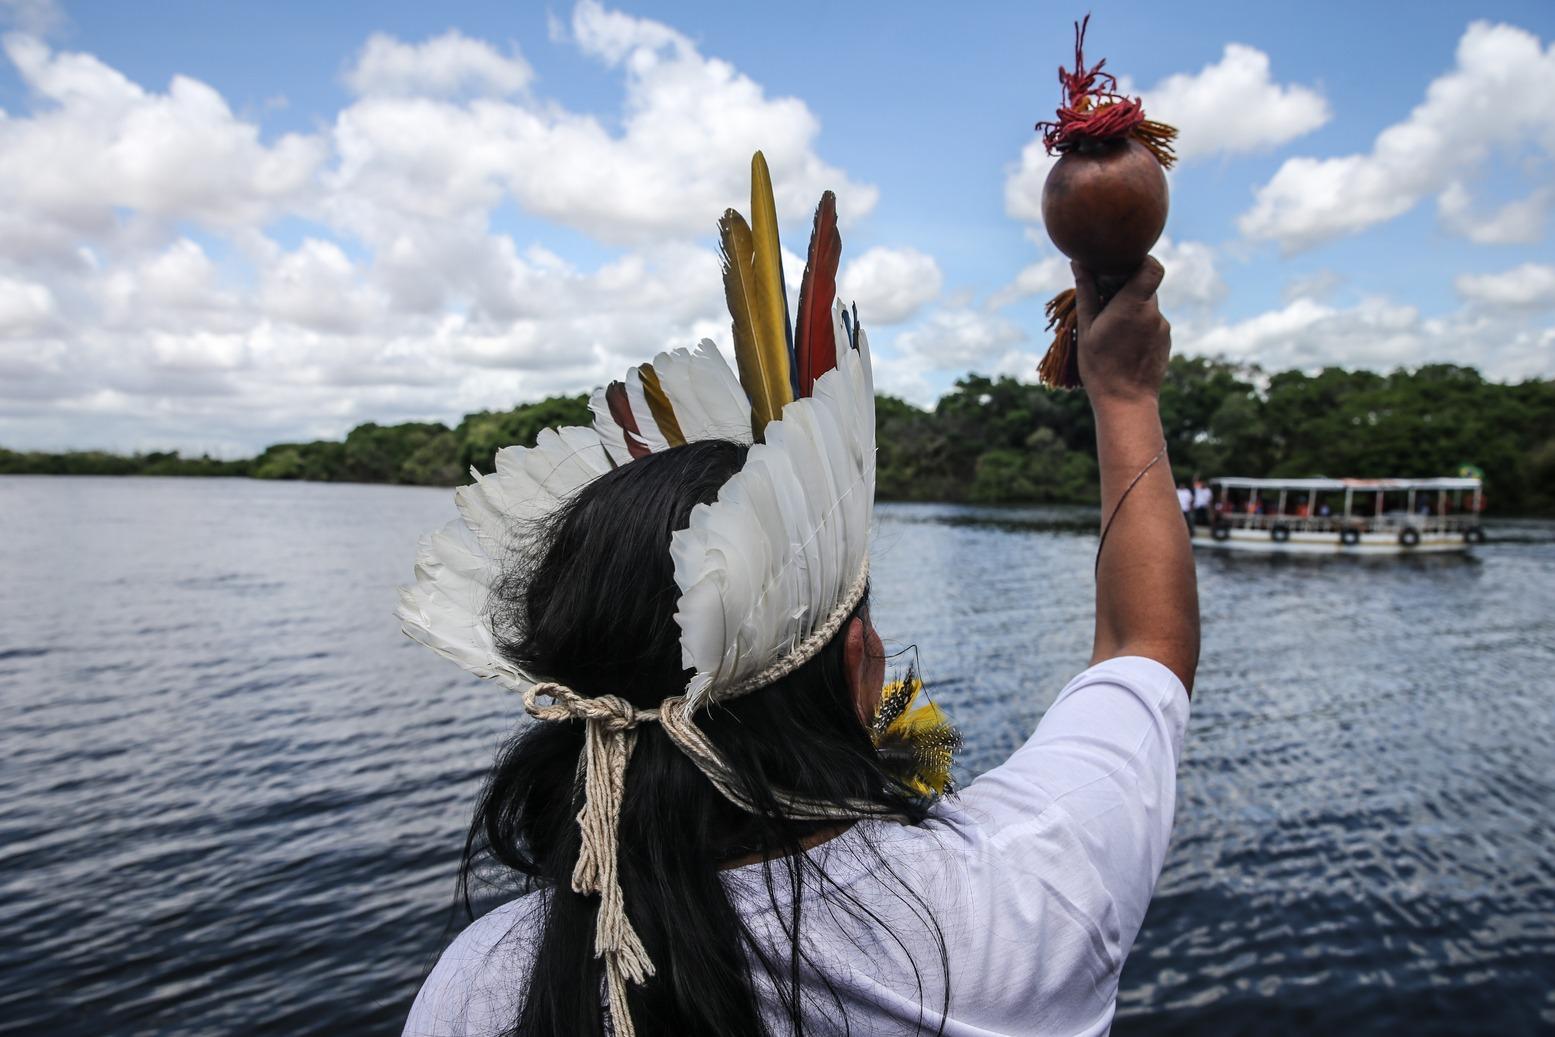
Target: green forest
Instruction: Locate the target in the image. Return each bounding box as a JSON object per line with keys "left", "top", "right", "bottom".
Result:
{"left": 6, "top": 358, "right": 1554, "bottom": 514}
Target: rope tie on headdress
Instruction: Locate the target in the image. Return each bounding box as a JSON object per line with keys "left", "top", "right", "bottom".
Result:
{"left": 522, "top": 685, "right": 657, "bottom": 1036}
{"left": 520, "top": 561, "right": 879, "bottom": 1037}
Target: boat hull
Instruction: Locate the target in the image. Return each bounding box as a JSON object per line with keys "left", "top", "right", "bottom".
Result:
{"left": 1191, "top": 527, "right": 1473, "bottom": 555}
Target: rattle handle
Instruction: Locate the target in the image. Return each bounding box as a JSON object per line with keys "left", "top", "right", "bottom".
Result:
{"left": 1095, "top": 271, "right": 1130, "bottom": 307}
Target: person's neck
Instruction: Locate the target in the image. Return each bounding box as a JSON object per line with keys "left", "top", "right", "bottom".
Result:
{"left": 718, "top": 821, "right": 857, "bottom": 870}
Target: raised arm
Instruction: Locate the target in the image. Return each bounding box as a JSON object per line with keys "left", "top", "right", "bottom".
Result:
{"left": 1073, "top": 258, "right": 1199, "bottom": 693}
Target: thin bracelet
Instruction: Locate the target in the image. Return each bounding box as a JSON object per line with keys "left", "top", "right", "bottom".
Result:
{"left": 1095, "top": 442, "right": 1169, "bottom": 576}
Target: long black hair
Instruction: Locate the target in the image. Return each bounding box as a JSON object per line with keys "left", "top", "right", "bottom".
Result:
{"left": 457, "top": 439, "right": 948, "bottom": 1035}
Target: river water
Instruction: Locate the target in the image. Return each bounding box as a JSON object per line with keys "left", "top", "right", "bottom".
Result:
{"left": 1, "top": 476, "right": 1552, "bottom": 1035}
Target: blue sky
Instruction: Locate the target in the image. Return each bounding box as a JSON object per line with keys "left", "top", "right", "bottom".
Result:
{"left": 1, "top": 0, "right": 1551, "bottom": 455}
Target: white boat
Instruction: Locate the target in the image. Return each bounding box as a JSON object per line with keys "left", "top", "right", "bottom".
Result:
{"left": 1189, "top": 476, "right": 1485, "bottom": 555}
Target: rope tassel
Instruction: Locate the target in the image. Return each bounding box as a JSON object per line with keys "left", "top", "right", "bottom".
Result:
{"left": 524, "top": 688, "right": 657, "bottom": 1037}
{"left": 573, "top": 711, "right": 654, "bottom": 967}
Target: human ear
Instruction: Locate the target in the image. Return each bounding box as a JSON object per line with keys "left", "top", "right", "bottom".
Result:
{"left": 843, "top": 617, "right": 871, "bottom": 724}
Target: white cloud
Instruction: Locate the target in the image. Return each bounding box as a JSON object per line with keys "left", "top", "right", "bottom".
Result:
{"left": 7, "top": 6, "right": 1548, "bottom": 454}
{"left": 564, "top": 0, "right": 681, "bottom": 62}
{"left": 0, "top": 275, "right": 57, "bottom": 336}
{"left": 869, "top": 302, "right": 1041, "bottom": 407}
{"left": 260, "top": 238, "right": 383, "bottom": 333}
{"left": 1436, "top": 181, "right": 1552, "bottom": 245}
{"left": 99, "top": 238, "right": 240, "bottom": 332}
{"left": 1141, "top": 43, "right": 1329, "bottom": 161}
{"left": 1153, "top": 238, "right": 1227, "bottom": 311}
{"left": 345, "top": 30, "right": 533, "bottom": 97}
{"left": 323, "top": 1, "right": 878, "bottom": 256}
{"left": 1283, "top": 269, "right": 1344, "bottom": 303}
{"left": 0, "top": 0, "right": 62, "bottom": 35}
{"left": 988, "top": 254, "right": 1070, "bottom": 311}
{"left": 0, "top": 35, "right": 325, "bottom": 242}
{"left": 1003, "top": 138, "right": 1056, "bottom": 225}
{"left": 1181, "top": 294, "right": 1551, "bottom": 381}
{"left": 2, "top": 232, "right": 733, "bottom": 443}
{"left": 148, "top": 330, "right": 248, "bottom": 373}
{"left": 540, "top": 0, "right": 875, "bottom": 239}
{"left": 1240, "top": 21, "right": 1555, "bottom": 250}
{"left": 838, "top": 246, "right": 941, "bottom": 325}
{"left": 990, "top": 237, "right": 1223, "bottom": 313}
{"left": 893, "top": 307, "right": 1027, "bottom": 373}
{"left": 1455, "top": 263, "right": 1555, "bottom": 309}
{"left": 0, "top": 4, "right": 903, "bottom": 453}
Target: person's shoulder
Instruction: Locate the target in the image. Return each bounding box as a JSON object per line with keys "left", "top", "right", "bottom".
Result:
{"left": 442, "top": 893, "right": 545, "bottom": 969}
{"left": 943, "top": 655, "right": 1189, "bottom": 834}
{"left": 402, "top": 892, "right": 546, "bottom": 1037}
{"left": 1066, "top": 655, "right": 1187, "bottom": 710}
{"left": 1042, "top": 654, "right": 1191, "bottom": 772}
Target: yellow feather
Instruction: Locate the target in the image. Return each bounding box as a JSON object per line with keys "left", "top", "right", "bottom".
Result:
{"left": 719, "top": 207, "right": 789, "bottom": 441}
{"left": 638, "top": 364, "right": 686, "bottom": 446}
{"left": 748, "top": 152, "right": 794, "bottom": 431}
{"left": 872, "top": 677, "right": 960, "bottom": 799}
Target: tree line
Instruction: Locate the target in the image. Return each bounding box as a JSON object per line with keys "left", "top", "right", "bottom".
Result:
{"left": 5, "top": 359, "right": 1553, "bottom": 514}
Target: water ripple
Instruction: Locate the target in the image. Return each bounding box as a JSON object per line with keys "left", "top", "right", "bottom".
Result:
{"left": 1, "top": 479, "right": 1552, "bottom": 1035}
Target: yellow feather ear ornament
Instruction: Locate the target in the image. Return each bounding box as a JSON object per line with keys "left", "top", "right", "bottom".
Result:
{"left": 871, "top": 674, "right": 962, "bottom": 800}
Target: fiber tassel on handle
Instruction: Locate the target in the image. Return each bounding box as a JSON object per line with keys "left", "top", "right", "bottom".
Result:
{"left": 1037, "top": 273, "right": 1127, "bottom": 389}
{"left": 1039, "top": 289, "right": 1081, "bottom": 390}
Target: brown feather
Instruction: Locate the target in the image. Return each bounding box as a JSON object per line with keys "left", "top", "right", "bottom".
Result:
{"left": 605, "top": 380, "right": 650, "bottom": 459}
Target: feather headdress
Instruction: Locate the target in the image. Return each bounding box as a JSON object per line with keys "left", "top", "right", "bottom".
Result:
{"left": 400, "top": 155, "right": 870, "bottom": 707}
{"left": 395, "top": 152, "right": 910, "bottom": 1037}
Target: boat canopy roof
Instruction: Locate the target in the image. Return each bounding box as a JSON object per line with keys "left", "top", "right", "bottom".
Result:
{"left": 1210, "top": 476, "right": 1482, "bottom": 491}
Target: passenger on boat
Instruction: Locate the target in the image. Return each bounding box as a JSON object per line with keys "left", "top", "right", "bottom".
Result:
{"left": 1191, "top": 478, "right": 1211, "bottom": 527}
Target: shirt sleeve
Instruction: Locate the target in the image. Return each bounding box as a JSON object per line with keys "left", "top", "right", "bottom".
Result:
{"left": 402, "top": 898, "right": 535, "bottom": 1037}
{"left": 955, "top": 655, "right": 1190, "bottom": 960}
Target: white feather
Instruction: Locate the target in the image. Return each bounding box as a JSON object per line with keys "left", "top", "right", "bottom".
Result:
{"left": 396, "top": 424, "right": 614, "bottom": 692}
{"left": 653, "top": 341, "right": 754, "bottom": 445}
{"left": 671, "top": 298, "right": 875, "bottom": 709}
{"left": 623, "top": 368, "right": 668, "bottom": 452}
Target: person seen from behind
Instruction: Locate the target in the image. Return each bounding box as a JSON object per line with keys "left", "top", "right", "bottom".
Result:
{"left": 398, "top": 201, "right": 1199, "bottom": 1036}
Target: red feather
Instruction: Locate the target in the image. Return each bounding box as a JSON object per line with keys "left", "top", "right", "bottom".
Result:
{"left": 605, "top": 381, "right": 649, "bottom": 459}
{"left": 794, "top": 191, "right": 841, "bottom": 397}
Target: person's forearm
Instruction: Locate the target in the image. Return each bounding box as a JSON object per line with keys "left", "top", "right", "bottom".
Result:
{"left": 1090, "top": 395, "right": 1199, "bottom": 692}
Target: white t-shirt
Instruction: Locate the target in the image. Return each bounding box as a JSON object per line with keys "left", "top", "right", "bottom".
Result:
{"left": 1192, "top": 487, "right": 1212, "bottom": 510}
{"left": 1175, "top": 488, "right": 1192, "bottom": 513}
{"left": 404, "top": 656, "right": 1189, "bottom": 1037}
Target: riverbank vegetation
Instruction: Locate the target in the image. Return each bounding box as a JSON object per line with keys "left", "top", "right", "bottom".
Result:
{"left": 7, "top": 359, "right": 1554, "bottom": 514}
